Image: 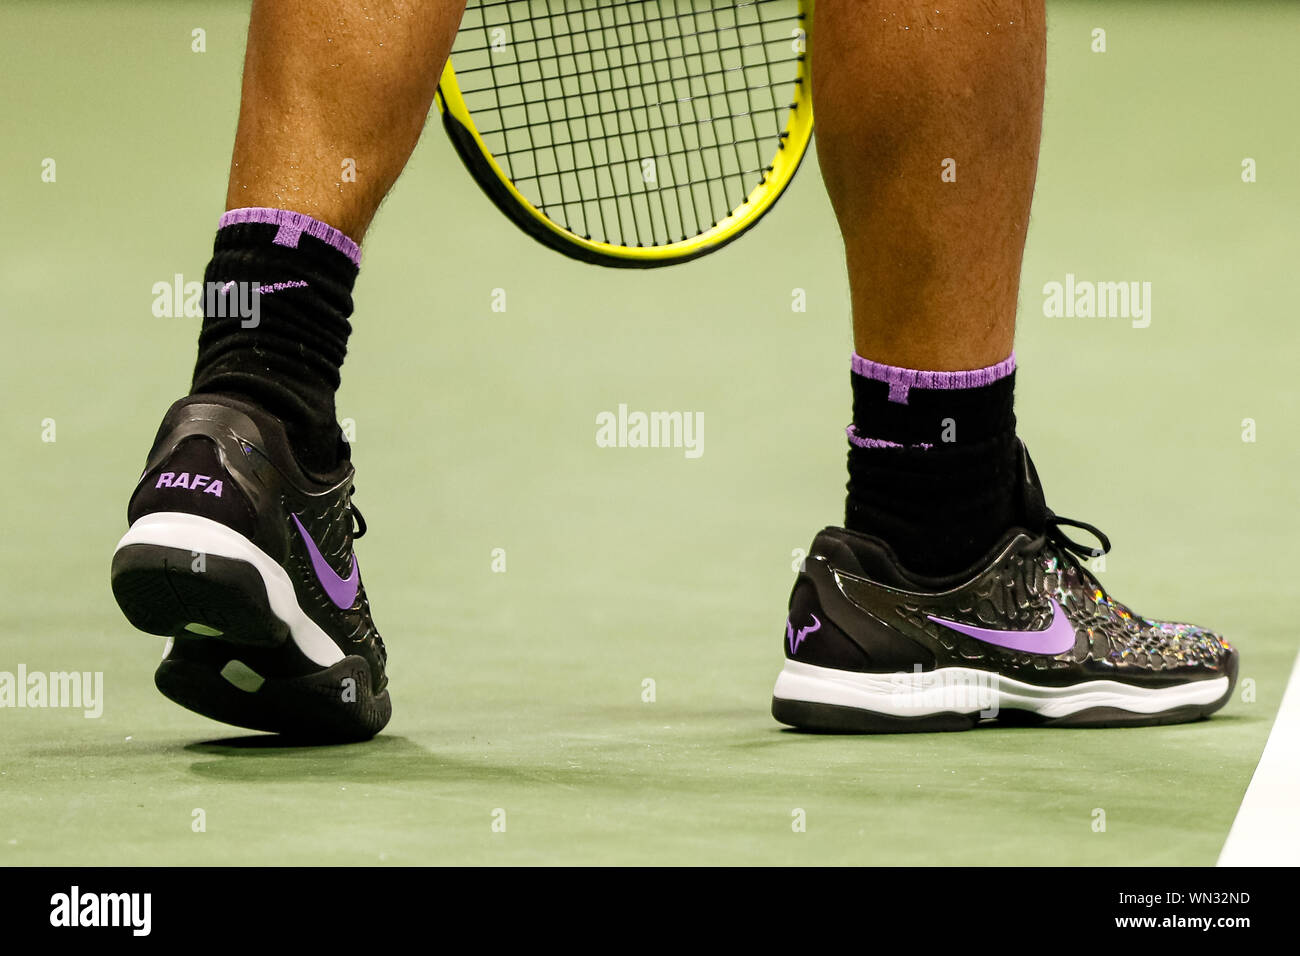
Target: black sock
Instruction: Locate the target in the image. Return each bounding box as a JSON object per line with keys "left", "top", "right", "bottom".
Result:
{"left": 844, "top": 352, "right": 1020, "bottom": 577}
{"left": 190, "top": 207, "right": 360, "bottom": 475}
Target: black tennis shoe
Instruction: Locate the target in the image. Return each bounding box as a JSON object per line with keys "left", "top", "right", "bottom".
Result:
{"left": 111, "top": 395, "right": 390, "bottom": 741}
{"left": 773, "top": 442, "right": 1237, "bottom": 732}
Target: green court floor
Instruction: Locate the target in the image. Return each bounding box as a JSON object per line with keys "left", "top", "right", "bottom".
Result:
{"left": 1, "top": 1, "right": 1297, "bottom": 865}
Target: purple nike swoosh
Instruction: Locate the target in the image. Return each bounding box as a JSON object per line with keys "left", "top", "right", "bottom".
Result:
{"left": 927, "top": 598, "right": 1076, "bottom": 655}
{"left": 291, "top": 513, "right": 359, "bottom": 610}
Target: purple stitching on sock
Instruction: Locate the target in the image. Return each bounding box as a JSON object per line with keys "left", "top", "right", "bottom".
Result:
{"left": 218, "top": 207, "right": 361, "bottom": 266}
{"left": 257, "top": 280, "right": 310, "bottom": 295}
{"left": 851, "top": 352, "right": 1016, "bottom": 405}
{"left": 846, "top": 425, "right": 933, "bottom": 451}
{"left": 846, "top": 425, "right": 902, "bottom": 449}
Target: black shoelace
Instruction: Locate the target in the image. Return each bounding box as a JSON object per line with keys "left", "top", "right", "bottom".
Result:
{"left": 346, "top": 487, "right": 383, "bottom": 657}
{"left": 1046, "top": 512, "right": 1111, "bottom": 561}
{"left": 349, "top": 487, "right": 367, "bottom": 539}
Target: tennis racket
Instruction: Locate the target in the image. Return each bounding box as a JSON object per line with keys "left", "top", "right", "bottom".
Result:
{"left": 435, "top": 0, "right": 814, "bottom": 268}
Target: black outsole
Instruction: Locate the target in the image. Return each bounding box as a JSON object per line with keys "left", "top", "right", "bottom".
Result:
{"left": 111, "top": 544, "right": 287, "bottom": 647}
{"left": 772, "top": 698, "right": 977, "bottom": 733}
{"left": 112, "top": 543, "right": 390, "bottom": 742}
{"left": 772, "top": 651, "right": 1239, "bottom": 734}
{"left": 155, "top": 642, "right": 390, "bottom": 743}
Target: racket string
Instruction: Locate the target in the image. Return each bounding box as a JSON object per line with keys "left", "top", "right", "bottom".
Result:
{"left": 454, "top": 0, "right": 805, "bottom": 247}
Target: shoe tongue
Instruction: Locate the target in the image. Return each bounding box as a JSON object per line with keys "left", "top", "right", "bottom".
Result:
{"left": 1015, "top": 440, "right": 1052, "bottom": 535}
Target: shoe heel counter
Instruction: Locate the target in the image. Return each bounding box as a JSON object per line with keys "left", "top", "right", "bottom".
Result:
{"left": 784, "top": 556, "right": 934, "bottom": 673}
{"left": 127, "top": 435, "right": 259, "bottom": 540}
{"left": 783, "top": 576, "right": 872, "bottom": 670}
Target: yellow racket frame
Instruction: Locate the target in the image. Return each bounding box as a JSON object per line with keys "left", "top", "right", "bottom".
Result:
{"left": 434, "top": 1, "right": 814, "bottom": 268}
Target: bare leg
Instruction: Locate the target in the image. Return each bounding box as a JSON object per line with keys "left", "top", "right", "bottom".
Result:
{"left": 814, "top": 1, "right": 1046, "bottom": 370}
{"left": 227, "top": 0, "right": 466, "bottom": 241}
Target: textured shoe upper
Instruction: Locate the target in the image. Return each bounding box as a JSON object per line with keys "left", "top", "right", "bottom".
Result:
{"left": 793, "top": 441, "right": 1234, "bottom": 686}
{"left": 824, "top": 531, "right": 1233, "bottom": 686}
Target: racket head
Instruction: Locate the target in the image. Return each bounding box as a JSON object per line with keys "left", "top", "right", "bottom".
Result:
{"left": 436, "top": 0, "right": 814, "bottom": 268}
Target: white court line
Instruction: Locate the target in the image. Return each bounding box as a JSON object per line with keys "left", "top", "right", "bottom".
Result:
{"left": 1218, "top": 650, "right": 1300, "bottom": 866}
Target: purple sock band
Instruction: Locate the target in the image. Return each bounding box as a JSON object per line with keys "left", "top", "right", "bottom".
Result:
{"left": 851, "top": 352, "right": 1016, "bottom": 405}
{"left": 219, "top": 207, "right": 361, "bottom": 266}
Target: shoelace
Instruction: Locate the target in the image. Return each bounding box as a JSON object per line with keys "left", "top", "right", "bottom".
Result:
{"left": 1046, "top": 512, "right": 1111, "bottom": 561}
{"left": 346, "top": 487, "right": 382, "bottom": 656}
{"left": 349, "top": 487, "right": 367, "bottom": 539}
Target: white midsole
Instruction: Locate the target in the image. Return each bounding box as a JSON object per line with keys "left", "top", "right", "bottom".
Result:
{"left": 114, "top": 512, "right": 345, "bottom": 667}
{"left": 773, "top": 659, "right": 1228, "bottom": 719}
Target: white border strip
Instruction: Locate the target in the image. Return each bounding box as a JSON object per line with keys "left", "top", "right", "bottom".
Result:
{"left": 1218, "top": 650, "right": 1300, "bottom": 865}
{"left": 774, "top": 660, "right": 1228, "bottom": 719}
